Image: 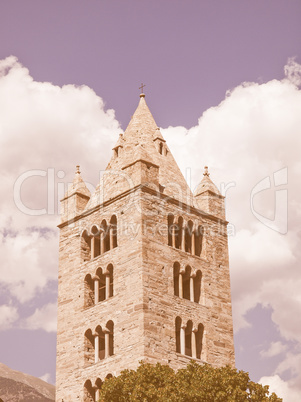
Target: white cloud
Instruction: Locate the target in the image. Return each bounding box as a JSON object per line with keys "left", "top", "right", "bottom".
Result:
{"left": 0, "top": 229, "right": 57, "bottom": 303}
{"left": 39, "top": 373, "right": 52, "bottom": 384}
{"left": 163, "top": 58, "right": 301, "bottom": 343}
{"left": 163, "top": 59, "right": 301, "bottom": 391}
{"left": 259, "top": 375, "right": 301, "bottom": 402}
{"left": 1, "top": 55, "right": 301, "bottom": 395}
{"left": 0, "top": 56, "right": 121, "bottom": 305}
{"left": 0, "top": 56, "right": 120, "bottom": 224}
{"left": 284, "top": 57, "right": 301, "bottom": 87}
{"left": 0, "top": 305, "right": 19, "bottom": 330}
{"left": 262, "top": 280, "right": 301, "bottom": 343}
{"left": 260, "top": 341, "right": 288, "bottom": 358}
{"left": 23, "top": 303, "right": 57, "bottom": 332}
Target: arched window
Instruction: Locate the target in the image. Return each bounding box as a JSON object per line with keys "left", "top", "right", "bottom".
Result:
{"left": 96, "top": 268, "right": 106, "bottom": 302}
{"left": 195, "top": 225, "right": 203, "bottom": 257}
{"left": 196, "top": 323, "right": 204, "bottom": 360}
{"left": 91, "top": 225, "right": 100, "bottom": 258}
{"left": 167, "top": 214, "right": 174, "bottom": 247}
{"left": 185, "top": 220, "right": 193, "bottom": 253}
{"left": 185, "top": 320, "right": 193, "bottom": 357}
{"left": 173, "top": 262, "right": 180, "bottom": 297}
{"left": 84, "top": 380, "right": 95, "bottom": 402}
{"left": 194, "top": 270, "right": 202, "bottom": 303}
{"left": 105, "top": 373, "right": 113, "bottom": 380}
{"left": 182, "top": 265, "right": 191, "bottom": 300}
{"left": 106, "top": 320, "right": 114, "bottom": 357}
{"left": 95, "top": 325, "right": 105, "bottom": 361}
{"left": 107, "top": 264, "right": 114, "bottom": 298}
{"left": 100, "top": 220, "right": 110, "bottom": 253}
{"left": 84, "top": 274, "right": 94, "bottom": 308}
{"left": 88, "top": 265, "right": 113, "bottom": 305}
{"left": 81, "top": 230, "right": 91, "bottom": 262}
{"left": 175, "top": 318, "right": 205, "bottom": 360}
{"left": 84, "top": 329, "right": 94, "bottom": 366}
{"left": 94, "top": 378, "right": 103, "bottom": 402}
{"left": 175, "top": 317, "right": 181, "bottom": 353}
{"left": 176, "top": 216, "right": 184, "bottom": 250}
{"left": 110, "top": 215, "right": 118, "bottom": 249}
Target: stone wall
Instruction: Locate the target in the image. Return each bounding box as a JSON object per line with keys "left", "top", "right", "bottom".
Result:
{"left": 56, "top": 185, "right": 234, "bottom": 401}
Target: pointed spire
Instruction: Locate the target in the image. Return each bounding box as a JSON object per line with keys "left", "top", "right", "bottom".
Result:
{"left": 124, "top": 93, "right": 158, "bottom": 141}
{"left": 194, "top": 166, "right": 221, "bottom": 196}
{"left": 59, "top": 166, "right": 91, "bottom": 224}
{"left": 194, "top": 166, "right": 225, "bottom": 219}
{"left": 96, "top": 93, "right": 193, "bottom": 206}
{"left": 64, "top": 165, "right": 91, "bottom": 199}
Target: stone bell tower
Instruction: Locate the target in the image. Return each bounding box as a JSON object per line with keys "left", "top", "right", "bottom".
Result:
{"left": 56, "top": 93, "right": 235, "bottom": 401}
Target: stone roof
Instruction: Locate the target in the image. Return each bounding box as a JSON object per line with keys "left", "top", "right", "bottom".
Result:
{"left": 95, "top": 93, "right": 194, "bottom": 207}
{"left": 194, "top": 166, "right": 221, "bottom": 196}
{"left": 63, "top": 166, "right": 91, "bottom": 200}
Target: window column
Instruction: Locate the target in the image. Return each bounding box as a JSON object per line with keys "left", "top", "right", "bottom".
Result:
{"left": 105, "top": 271, "right": 110, "bottom": 300}
{"left": 104, "top": 329, "right": 110, "bottom": 359}
{"left": 190, "top": 274, "right": 195, "bottom": 302}
{"left": 181, "top": 224, "right": 186, "bottom": 251}
{"left": 179, "top": 270, "right": 185, "bottom": 298}
{"left": 172, "top": 225, "right": 176, "bottom": 248}
{"left": 192, "top": 328, "right": 197, "bottom": 358}
{"left": 91, "top": 236, "right": 95, "bottom": 259}
{"left": 93, "top": 275, "right": 99, "bottom": 304}
{"left": 180, "top": 324, "right": 186, "bottom": 355}
{"left": 100, "top": 230, "right": 105, "bottom": 254}
{"left": 109, "top": 226, "right": 114, "bottom": 250}
{"left": 94, "top": 333, "right": 99, "bottom": 363}
{"left": 191, "top": 231, "right": 195, "bottom": 255}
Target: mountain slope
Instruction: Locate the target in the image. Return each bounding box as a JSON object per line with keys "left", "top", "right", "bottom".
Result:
{"left": 0, "top": 363, "right": 55, "bottom": 402}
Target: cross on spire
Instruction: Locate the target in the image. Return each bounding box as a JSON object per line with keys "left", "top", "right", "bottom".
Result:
{"left": 203, "top": 166, "right": 210, "bottom": 176}
{"left": 139, "top": 83, "right": 146, "bottom": 94}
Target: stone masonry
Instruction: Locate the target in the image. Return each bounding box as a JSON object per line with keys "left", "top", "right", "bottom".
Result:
{"left": 56, "top": 93, "right": 235, "bottom": 401}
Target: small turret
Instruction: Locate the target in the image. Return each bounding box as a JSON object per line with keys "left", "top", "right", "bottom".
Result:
{"left": 60, "top": 165, "right": 91, "bottom": 223}
{"left": 194, "top": 166, "right": 225, "bottom": 220}
{"left": 112, "top": 133, "right": 124, "bottom": 158}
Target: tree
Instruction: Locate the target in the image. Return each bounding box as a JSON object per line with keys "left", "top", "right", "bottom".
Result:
{"left": 98, "top": 361, "right": 282, "bottom": 401}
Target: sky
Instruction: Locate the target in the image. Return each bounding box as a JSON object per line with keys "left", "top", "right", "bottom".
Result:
{"left": 0, "top": 0, "right": 300, "bottom": 400}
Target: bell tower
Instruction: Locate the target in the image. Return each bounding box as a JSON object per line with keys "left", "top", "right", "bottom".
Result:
{"left": 56, "top": 93, "right": 235, "bottom": 401}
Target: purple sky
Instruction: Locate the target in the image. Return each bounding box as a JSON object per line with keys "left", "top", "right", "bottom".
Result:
{"left": 2, "top": 1, "right": 300, "bottom": 128}
{"left": 0, "top": 1, "right": 301, "bottom": 400}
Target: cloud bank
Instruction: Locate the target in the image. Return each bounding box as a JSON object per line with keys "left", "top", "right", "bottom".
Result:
{"left": 162, "top": 59, "right": 301, "bottom": 399}
{"left": 0, "top": 56, "right": 300, "bottom": 400}
{"left": 0, "top": 56, "right": 120, "bottom": 328}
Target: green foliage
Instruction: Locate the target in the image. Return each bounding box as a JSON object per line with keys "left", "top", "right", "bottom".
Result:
{"left": 98, "top": 361, "right": 282, "bottom": 402}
